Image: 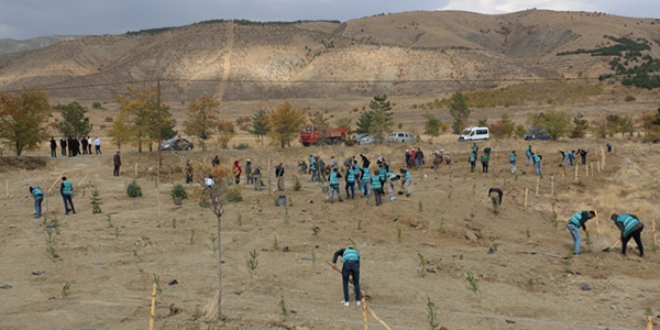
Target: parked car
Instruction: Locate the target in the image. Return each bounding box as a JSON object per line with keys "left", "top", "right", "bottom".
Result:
{"left": 386, "top": 132, "right": 415, "bottom": 143}
{"left": 524, "top": 127, "right": 550, "bottom": 141}
{"left": 458, "top": 127, "right": 490, "bottom": 141}
{"left": 353, "top": 133, "right": 369, "bottom": 143}
{"left": 356, "top": 134, "right": 375, "bottom": 145}
{"left": 161, "top": 138, "right": 194, "bottom": 151}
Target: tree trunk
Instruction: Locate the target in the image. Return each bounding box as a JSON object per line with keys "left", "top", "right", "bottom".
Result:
{"left": 14, "top": 142, "right": 22, "bottom": 156}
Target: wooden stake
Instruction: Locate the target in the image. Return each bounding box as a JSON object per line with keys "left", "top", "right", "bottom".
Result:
{"left": 551, "top": 202, "right": 555, "bottom": 215}
{"left": 585, "top": 163, "right": 588, "bottom": 177}
{"left": 562, "top": 169, "right": 565, "bottom": 183}
{"left": 134, "top": 163, "right": 138, "bottom": 178}
{"left": 653, "top": 219, "right": 657, "bottom": 248}
{"left": 550, "top": 175, "right": 554, "bottom": 196}
{"left": 524, "top": 188, "right": 528, "bottom": 208}
{"left": 149, "top": 282, "right": 157, "bottom": 330}
{"left": 168, "top": 166, "right": 172, "bottom": 184}
{"left": 5, "top": 180, "right": 8, "bottom": 198}
{"left": 362, "top": 291, "right": 369, "bottom": 330}
{"left": 575, "top": 163, "right": 578, "bottom": 181}
{"left": 268, "top": 159, "right": 272, "bottom": 194}
{"left": 47, "top": 175, "right": 63, "bottom": 194}
{"left": 76, "top": 173, "right": 90, "bottom": 187}
{"left": 591, "top": 162, "right": 594, "bottom": 176}
{"left": 367, "top": 307, "right": 392, "bottom": 330}
{"left": 536, "top": 176, "right": 540, "bottom": 196}
{"left": 595, "top": 213, "right": 600, "bottom": 235}
{"left": 648, "top": 316, "right": 653, "bottom": 330}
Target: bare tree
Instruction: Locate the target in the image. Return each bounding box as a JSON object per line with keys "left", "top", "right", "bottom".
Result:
{"left": 208, "top": 184, "right": 224, "bottom": 320}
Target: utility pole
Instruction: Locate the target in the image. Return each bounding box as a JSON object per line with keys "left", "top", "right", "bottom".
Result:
{"left": 157, "top": 79, "right": 162, "bottom": 168}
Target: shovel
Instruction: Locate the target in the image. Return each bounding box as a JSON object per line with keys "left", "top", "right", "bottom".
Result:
{"left": 602, "top": 240, "right": 620, "bottom": 253}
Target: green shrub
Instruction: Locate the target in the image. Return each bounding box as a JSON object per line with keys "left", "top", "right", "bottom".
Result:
{"left": 233, "top": 143, "right": 249, "bottom": 150}
{"left": 170, "top": 184, "right": 188, "bottom": 199}
{"left": 92, "top": 102, "right": 101, "bottom": 109}
{"left": 225, "top": 186, "right": 243, "bottom": 202}
{"left": 126, "top": 180, "right": 143, "bottom": 198}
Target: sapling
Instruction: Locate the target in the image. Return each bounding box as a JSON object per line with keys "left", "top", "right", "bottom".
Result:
{"left": 283, "top": 207, "right": 291, "bottom": 224}
{"left": 397, "top": 227, "right": 402, "bottom": 243}
{"left": 418, "top": 201, "right": 423, "bottom": 212}
{"left": 90, "top": 189, "right": 102, "bottom": 214}
{"left": 62, "top": 282, "right": 71, "bottom": 300}
{"left": 465, "top": 272, "right": 479, "bottom": 297}
{"left": 209, "top": 234, "right": 218, "bottom": 254}
{"left": 585, "top": 232, "right": 592, "bottom": 246}
{"left": 114, "top": 227, "right": 119, "bottom": 240}
{"left": 526, "top": 228, "right": 531, "bottom": 239}
{"left": 256, "top": 199, "right": 263, "bottom": 212}
{"left": 348, "top": 238, "right": 357, "bottom": 251}
{"left": 132, "top": 248, "right": 138, "bottom": 258}
{"left": 153, "top": 273, "right": 162, "bottom": 295}
{"left": 237, "top": 212, "right": 242, "bottom": 227}
{"left": 279, "top": 296, "right": 287, "bottom": 316}
{"left": 357, "top": 220, "right": 362, "bottom": 230}
{"left": 246, "top": 250, "right": 259, "bottom": 284}
{"left": 438, "top": 217, "right": 445, "bottom": 232}
{"left": 447, "top": 191, "right": 452, "bottom": 199}
{"left": 426, "top": 297, "right": 439, "bottom": 330}
{"left": 311, "top": 249, "right": 316, "bottom": 267}
{"left": 417, "top": 253, "right": 427, "bottom": 277}
{"left": 527, "top": 278, "right": 534, "bottom": 288}
{"left": 190, "top": 229, "right": 195, "bottom": 244}
{"left": 293, "top": 177, "right": 302, "bottom": 191}
{"left": 288, "top": 198, "right": 293, "bottom": 207}
{"left": 53, "top": 219, "right": 61, "bottom": 235}
{"left": 272, "top": 236, "right": 279, "bottom": 250}
{"left": 311, "top": 225, "right": 320, "bottom": 236}
{"left": 136, "top": 264, "right": 144, "bottom": 274}
{"left": 46, "top": 229, "right": 55, "bottom": 245}
{"left": 171, "top": 218, "right": 176, "bottom": 229}
{"left": 106, "top": 214, "right": 113, "bottom": 228}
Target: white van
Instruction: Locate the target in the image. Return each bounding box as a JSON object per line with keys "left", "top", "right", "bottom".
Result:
{"left": 458, "top": 127, "right": 490, "bottom": 141}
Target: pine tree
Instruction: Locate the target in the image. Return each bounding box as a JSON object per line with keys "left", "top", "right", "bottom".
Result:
{"left": 368, "top": 95, "right": 394, "bottom": 143}
{"left": 449, "top": 92, "right": 470, "bottom": 134}
{"left": 90, "top": 189, "right": 102, "bottom": 214}
{"left": 249, "top": 109, "right": 270, "bottom": 145}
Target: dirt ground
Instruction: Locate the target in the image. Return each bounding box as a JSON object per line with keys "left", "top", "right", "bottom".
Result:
{"left": 1, "top": 130, "right": 659, "bottom": 330}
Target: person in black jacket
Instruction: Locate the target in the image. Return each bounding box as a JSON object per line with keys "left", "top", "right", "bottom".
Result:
{"left": 81, "top": 137, "right": 88, "bottom": 155}
{"left": 67, "top": 136, "right": 74, "bottom": 156}
{"left": 488, "top": 188, "right": 503, "bottom": 214}
{"left": 360, "top": 154, "right": 371, "bottom": 169}
{"left": 50, "top": 137, "right": 57, "bottom": 157}
{"left": 60, "top": 137, "right": 67, "bottom": 156}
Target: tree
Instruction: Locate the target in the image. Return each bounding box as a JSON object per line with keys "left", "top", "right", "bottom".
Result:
{"left": 114, "top": 85, "right": 175, "bottom": 152}
{"left": 355, "top": 111, "right": 373, "bottom": 134}
{"left": 423, "top": 112, "right": 441, "bottom": 141}
{"left": 368, "top": 95, "right": 394, "bottom": 143}
{"left": 335, "top": 117, "right": 352, "bottom": 133}
{"left": 0, "top": 89, "right": 51, "bottom": 156}
{"left": 264, "top": 102, "right": 307, "bottom": 148}
{"left": 448, "top": 92, "right": 470, "bottom": 134}
{"left": 107, "top": 120, "right": 130, "bottom": 150}
{"left": 55, "top": 102, "right": 93, "bottom": 139}
{"left": 309, "top": 110, "right": 330, "bottom": 145}
{"left": 539, "top": 109, "right": 572, "bottom": 140}
{"left": 185, "top": 94, "right": 220, "bottom": 151}
{"left": 571, "top": 112, "right": 589, "bottom": 138}
{"left": 488, "top": 113, "right": 515, "bottom": 140}
{"left": 514, "top": 124, "right": 526, "bottom": 139}
{"left": 249, "top": 109, "right": 270, "bottom": 145}
{"left": 217, "top": 120, "right": 235, "bottom": 149}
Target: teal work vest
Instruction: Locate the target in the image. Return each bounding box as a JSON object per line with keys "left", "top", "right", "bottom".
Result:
{"left": 533, "top": 154, "right": 541, "bottom": 164}
{"left": 371, "top": 175, "right": 382, "bottom": 189}
{"left": 362, "top": 168, "right": 370, "bottom": 181}
{"left": 341, "top": 248, "right": 359, "bottom": 263}
{"left": 32, "top": 187, "right": 43, "bottom": 197}
{"left": 403, "top": 171, "right": 412, "bottom": 180}
{"left": 347, "top": 169, "right": 356, "bottom": 183}
{"left": 379, "top": 168, "right": 386, "bottom": 179}
{"left": 473, "top": 145, "right": 478, "bottom": 152}
{"left": 526, "top": 148, "right": 531, "bottom": 156}
{"left": 568, "top": 211, "right": 585, "bottom": 227}
{"left": 469, "top": 153, "right": 476, "bottom": 162}
{"left": 509, "top": 153, "right": 516, "bottom": 162}
{"left": 62, "top": 181, "right": 73, "bottom": 195}
{"left": 617, "top": 214, "right": 641, "bottom": 237}
{"left": 329, "top": 172, "right": 339, "bottom": 185}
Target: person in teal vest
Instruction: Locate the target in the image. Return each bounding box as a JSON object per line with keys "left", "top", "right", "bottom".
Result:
{"left": 611, "top": 213, "right": 645, "bottom": 257}
{"left": 328, "top": 168, "right": 343, "bottom": 203}
{"left": 370, "top": 168, "right": 382, "bottom": 206}
{"left": 331, "top": 247, "right": 361, "bottom": 307}
{"left": 567, "top": 210, "right": 595, "bottom": 254}
{"left": 29, "top": 186, "right": 44, "bottom": 218}
{"left": 525, "top": 145, "right": 532, "bottom": 165}
{"left": 509, "top": 151, "right": 517, "bottom": 174}
{"left": 310, "top": 155, "right": 318, "bottom": 182}
{"left": 352, "top": 160, "right": 362, "bottom": 186}
{"left": 60, "top": 177, "right": 76, "bottom": 215}
{"left": 481, "top": 153, "right": 489, "bottom": 174}
{"left": 533, "top": 152, "right": 542, "bottom": 176}
{"left": 399, "top": 169, "right": 412, "bottom": 197}
{"left": 386, "top": 171, "right": 399, "bottom": 200}
{"left": 472, "top": 143, "right": 478, "bottom": 153}
{"left": 361, "top": 166, "right": 371, "bottom": 198}
{"left": 469, "top": 151, "right": 477, "bottom": 173}
{"left": 345, "top": 165, "right": 356, "bottom": 199}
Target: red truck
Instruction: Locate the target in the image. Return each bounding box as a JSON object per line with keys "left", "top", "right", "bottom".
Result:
{"left": 299, "top": 126, "right": 348, "bottom": 146}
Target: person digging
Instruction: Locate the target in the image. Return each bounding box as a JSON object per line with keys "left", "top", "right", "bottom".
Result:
{"left": 331, "top": 247, "right": 361, "bottom": 307}
{"left": 611, "top": 213, "right": 644, "bottom": 258}
{"left": 488, "top": 188, "right": 503, "bottom": 214}
{"left": 567, "top": 210, "right": 596, "bottom": 255}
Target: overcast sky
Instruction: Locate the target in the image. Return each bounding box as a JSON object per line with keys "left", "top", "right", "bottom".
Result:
{"left": 1, "top": 0, "right": 658, "bottom": 39}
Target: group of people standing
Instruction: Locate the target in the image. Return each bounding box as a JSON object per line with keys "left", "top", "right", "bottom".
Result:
{"left": 50, "top": 136, "right": 101, "bottom": 157}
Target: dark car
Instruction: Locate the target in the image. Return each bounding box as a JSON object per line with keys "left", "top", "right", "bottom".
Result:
{"left": 161, "top": 138, "right": 194, "bottom": 151}
{"left": 524, "top": 127, "right": 550, "bottom": 141}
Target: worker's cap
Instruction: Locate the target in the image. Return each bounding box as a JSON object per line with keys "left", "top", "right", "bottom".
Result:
{"left": 610, "top": 213, "right": 618, "bottom": 221}
{"left": 406, "top": 149, "right": 409, "bottom": 152}
{"left": 247, "top": 159, "right": 251, "bottom": 162}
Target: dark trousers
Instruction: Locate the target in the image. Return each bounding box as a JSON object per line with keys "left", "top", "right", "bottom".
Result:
{"left": 61, "top": 146, "right": 66, "bottom": 156}
{"left": 342, "top": 262, "right": 361, "bottom": 302}
{"left": 62, "top": 194, "right": 75, "bottom": 214}
{"left": 88, "top": 145, "right": 92, "bottom": 154}
{"left": 51, "top": 148, "right": 56, "bottom": 157}
{"left": 82, "top": 144, "right": 88, "bottom": 154}
{"left": 482, "top": 162, "right": 489, "bottom": 173}
{"left": 345, "top": 181, "right": 355, "bottom": 199}
{"left": 95, "top": 145, "right": 101, "bottom": 154}
{"left": 114, "top": 165, "right": 120, "bottom": 176}
{"left": 581, "top": 155, "right": 586, "bottom": 165}
{"left": 470, "top": 161, "right": 475, "bottom": 172}
{"left": 374, "top": 187, "right": 383, "bottom": 206}
{"left": 186, "top": 175, "right": 193, "bottom": 183}
{"left": 622, "top": 227, "right": 644, "bottom": 256}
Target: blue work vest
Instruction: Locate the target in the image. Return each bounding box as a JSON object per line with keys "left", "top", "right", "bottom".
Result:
{"left": 341, "top": 248, "right": 360, "bottom": 263}
{"left": 362, "top": 168, "right": 370, "bottom": 181}
{"left": 617, "top": 214, "right": 641, "bottom": 237}
{"left": 62, "top": 181, "right": 73, "bottom": 195}
{"left": 509, "top": 153, "right": 516, "bottom": 163}
{"left": 371, "top": 175, "right": 382, "bottom": 189}
{"left": 329, "top": 172, "right": 339, "bottom": 185}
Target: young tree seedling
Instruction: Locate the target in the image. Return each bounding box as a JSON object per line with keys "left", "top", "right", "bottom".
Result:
{"left": 465, "top": 272, "right": 479, "bottom": 297}
{"left": 426, "top": 297, "right": 440, "bottom": 330}
{"left": 272, "top": 236, "right": 279, "bottom": 250}
{"left": 61, "top": 282, "right": 71, "bottom": 300}
{"left": 209, "top": 234, "right": 218, "bottom": 254}
{"left": 397, "top": 227, "right": 402, "bottom": 243}
{"left": 417, "top": 253, "right": 427, "bottom": 277}
{"left": 237, "top": 212, "right": 242, "bottom": 227}
{"left": 246, "top": 250, "right": 259, "bottom": 284}
{"left": 279, "top": 296, "right": 287, "bottom": 316}
{"left": 311, "top": 224, "right": 320, "bottom": 236}
{"left": 189, "top": 229, "right": 196, "bottom": 244}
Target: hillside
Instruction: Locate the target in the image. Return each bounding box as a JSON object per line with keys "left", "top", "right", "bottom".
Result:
{"left": 0, "top": 35, "right": 80, "bottom": 55}
{"left": 0, "top": 10, "right": 659, "bottom": 101}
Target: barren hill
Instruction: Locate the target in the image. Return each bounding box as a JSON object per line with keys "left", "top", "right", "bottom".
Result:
{"left": 0, "top": 10, "right": 659, "bottom": 100}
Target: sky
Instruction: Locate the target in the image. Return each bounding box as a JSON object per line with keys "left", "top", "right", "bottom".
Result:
{"left": 0, "top": 0, "right": 658, "bottom": 40}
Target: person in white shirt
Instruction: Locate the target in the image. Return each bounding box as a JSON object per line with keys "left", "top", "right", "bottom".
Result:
{"left": 204, "top": 175, "right": 215, "bottom": 189}
{"left": 94, "top": 137, "right": 101, "bottom": 154}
